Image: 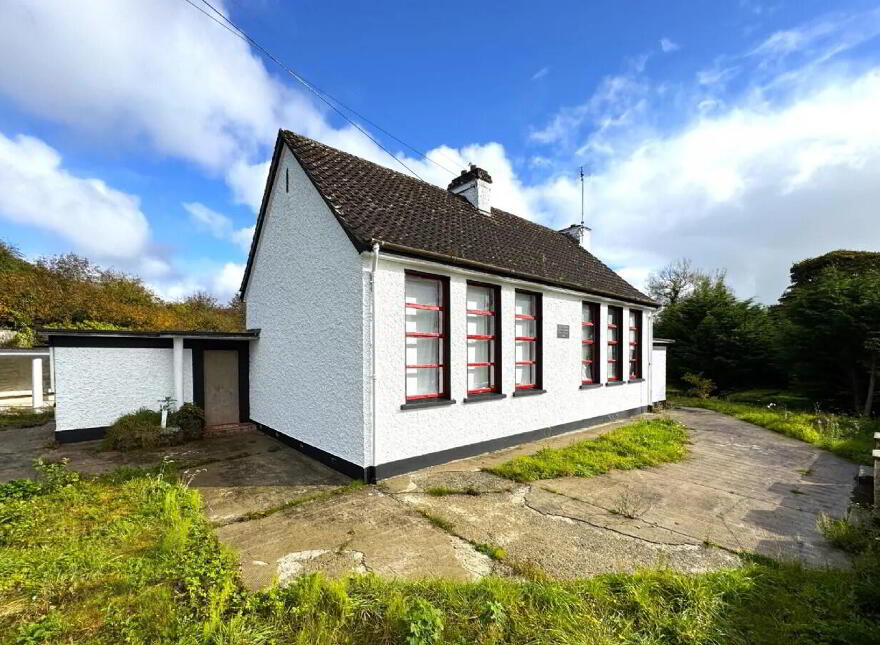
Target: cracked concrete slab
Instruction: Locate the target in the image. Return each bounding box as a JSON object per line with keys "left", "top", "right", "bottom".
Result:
{"left": 215, "top": 486, "right": 500, "bottom": 589}
{"left": 184, "top": 449, "right": 349, "bottom": 524}
{"left": 395, "top": 486, "right": 740, "bottom": 577}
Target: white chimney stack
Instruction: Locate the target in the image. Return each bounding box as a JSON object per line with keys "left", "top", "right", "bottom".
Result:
{"left": 448, "top": 164, "right": 492, "bottom": 213}
{"left": 558, "top": 224, "right": 592, "bottom": 251}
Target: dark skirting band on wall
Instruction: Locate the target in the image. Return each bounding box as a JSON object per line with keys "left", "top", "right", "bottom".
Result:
{"left": 251, "top": 405, "right": 649, "bottom": 484}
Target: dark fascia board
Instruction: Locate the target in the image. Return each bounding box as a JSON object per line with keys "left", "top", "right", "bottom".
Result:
{"left": 239, "top": 134, "right": 286, "bottom": 300}
{"left": 238, "top": 131, "right": 371, "bottom": 301}
{"left": 378, "top": 245, "right": 659, "bottom": 309}
{"left": 39, "top": 328, "right": 257, "bottom": 338}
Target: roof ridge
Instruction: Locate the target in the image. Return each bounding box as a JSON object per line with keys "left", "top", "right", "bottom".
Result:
{"left": 281, "top": 130, "right": 462, "bottom": 196}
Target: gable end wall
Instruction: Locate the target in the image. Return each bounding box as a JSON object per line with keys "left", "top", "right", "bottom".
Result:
{"left": 245, "top": 146, "right": 366, "bottom": 466}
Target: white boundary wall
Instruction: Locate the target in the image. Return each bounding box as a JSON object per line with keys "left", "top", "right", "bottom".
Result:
{"left": 245, "top": 146, "right": 367, "bottom": 466}
{"left": 370, "top": 255, "right": 655, "bottom": 466}
{"left": 651, "top": 345, "right": 668, "bottom": 403}
{"left": 54, "top": 346, "right": 192, "bottom": 432}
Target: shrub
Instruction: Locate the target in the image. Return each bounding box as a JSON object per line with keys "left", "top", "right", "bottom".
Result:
{"left": 169, "top": 403, "right": 205, "bottom": 441}
{"left": 102, "top": 408, "right": 163, "bottom": 451}
{"left": 681, "top": 372, "right": 716, "bottom": 399}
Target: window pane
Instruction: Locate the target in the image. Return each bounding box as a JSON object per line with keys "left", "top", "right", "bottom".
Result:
{"left": 515, "top": 340, "right": 535, "bottom": 362}
{"left": 515, "top": 363, "right": 534, "bottom": 386}
{"left": 582, "top": 343, "right": 594, "bottom": 362}
{"left": 609, "top": 344, "right": 620, "bottom": 361}
{"left": 406, "top": 276, "right": 440, "bottom": 306}
{"left": 406, "top": 337, "right": 439, "bottom": 365}
{"left": 468, "top": 339, "right": 492, "bottom": 363}
{"left": 467, "top": 314, "right": 493, "bottom": 337}
{"left": 515, "top": 318, "right": 535, "bottom": 338}
{"left": 468, "top": 365, "right": 492, "bottom": 391}
{"left": 583, "top": 302, "right": 595, "bottom": 323}
{"left": 466, "top": 285, "right": 493, "bottom": 311}
{"left": 407, "top": 367, "right": 439, "bottom": 396}
{"left": 581, "top": 361, "right": 592, "bottom": 381}
{"left": 515, "top": 292, "right": 535, "bottom": 317}
{"left": 630, "top": 345, "right": 639, "bottom": 362}
{"left": 406, "top": 308, "right": 440, "bottom": 334}
{"left": 582, "top": 325, "right": 594, "bottom": 341}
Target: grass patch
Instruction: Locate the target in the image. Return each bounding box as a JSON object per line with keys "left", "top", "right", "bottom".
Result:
{"left": 671, "top": 395, "right": 876, "bottom": 465}
{"left": 0, "top": 406, "right": 53, "bottom": 430}
{"left": 2, "top": 461, "right": 879, "bottom": 643}
{"left": 425, "top": 486, "right": 482, "bottom": 497}
{"left": 486, "top": 417, "right": 690, "bottom": 483}
{"left": 416, "top": 509, "right": 457, "bottom": 534}
{"left": 818, "top": 508, "right": 876, "bottom": 554}
{"left": 473, "top": 543, "right": 507, "bottom": 561}
{"left": 230, "top": 480, "right": 365, "bottom": 524}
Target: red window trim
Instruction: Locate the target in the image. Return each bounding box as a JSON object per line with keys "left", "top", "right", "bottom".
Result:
{"left": 406, "top": 392, "right": 443, "bottom": 400}
{"left": 405, "top": 271, "right": 449, "bottom": 402}
{"left": 607, "top": 305, "right": 623, "bottom": 382}
{"left": 514, "top": 290, "right": 541, "bottom": 390}
{"left": 466, "top": 281, "right": 502, "bottom": 395}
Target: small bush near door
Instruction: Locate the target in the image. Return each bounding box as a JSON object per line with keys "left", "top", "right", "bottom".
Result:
{"left": 102, "top": 404, "right": 206, "bottom": 451}
{"left": 169, "top": 403, "right": 205, "bottom": 441}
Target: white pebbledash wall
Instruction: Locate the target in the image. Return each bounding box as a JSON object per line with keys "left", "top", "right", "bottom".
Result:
{"left": 54, "top": 346, "right": 192, "bottom": 432}
{"left": 369, "top": 255, "right": 655, "bottom": 467}
{"left": 245, "top": 146, "right": 367, "bottom": 467}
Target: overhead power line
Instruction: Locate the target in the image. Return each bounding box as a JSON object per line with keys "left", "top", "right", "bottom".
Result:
{"left": 181, "top": 0, "right": 460, "bottom": 180}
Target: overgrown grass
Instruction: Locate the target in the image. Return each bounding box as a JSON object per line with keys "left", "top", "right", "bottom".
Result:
{"left": 2, "top": 461, "right": 879, "bottom": 644}
{"left": 486, "top": 417, "right": 690, "bottom": 483}
{"left": 671, "top": 395, "right": 876, "bottom": 465}
{"left": 0, "top": 406, "right": 53, "bottom": 430}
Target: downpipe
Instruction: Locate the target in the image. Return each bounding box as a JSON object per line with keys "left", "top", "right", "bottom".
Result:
{"left": 369, "top": 241, "right": 381, "bottom": 482}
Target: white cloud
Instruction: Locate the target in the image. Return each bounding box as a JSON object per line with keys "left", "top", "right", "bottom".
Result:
{"left": 527, "top": 68, "right": 880, "bottom": 301}
{"left": 183, "top": 202, "right": 254, "bottom": 251}
{"left": 0, "top": 132, "right": 151, "bottom": 259}
{"left": 531, "top": 66, "right": 550, "bottom": 80}
{"left": 660, "top": 38, "right": 680, "bottom": 53}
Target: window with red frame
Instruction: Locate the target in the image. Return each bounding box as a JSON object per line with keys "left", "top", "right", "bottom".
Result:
{"left": 607, "top": 305, "right": 623, "bottom": 381}
{"left": 466, "top": 283, "right": 500, "bottom": 395}
{"left": 514, "top": 291, "right": 541, "bottom": 389}
{"left": 581, "top": 302, "right": 599, "bottom": 384}
{"left": 629, "top": 309, "right": 642, "bottom": 379}
{"left": 404, "top": 273, "right": 448, "bottom": 401}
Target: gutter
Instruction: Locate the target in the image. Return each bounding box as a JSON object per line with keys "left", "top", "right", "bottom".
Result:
{"left": 376, "top": 240, "right": 659, "bottom": 309}
{"left": 369, "top": 241, "right": 381, "bottom": 482}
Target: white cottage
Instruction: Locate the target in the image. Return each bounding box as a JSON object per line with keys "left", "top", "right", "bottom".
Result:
{"left": 47, "top": 130, "right": 669, "bottom": 482}
{"left": 242, "top": 131, "right": 666, "bottom": 480}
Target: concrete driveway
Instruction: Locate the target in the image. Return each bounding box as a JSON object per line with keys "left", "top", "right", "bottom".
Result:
{"left": 3, "top": 408, "right": 859, "bottom": 589}
{"left": 217, "top": 408, "right": 858, "bottom": 588}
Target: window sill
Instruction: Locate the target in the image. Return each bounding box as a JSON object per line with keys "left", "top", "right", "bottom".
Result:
{"left": 400, "top": 398, "right": 456, "bottom": 411}
{"left": 605, "top": 381, "right": 626, "bottom": 387}
{"left": 512, "top": 388, "right": 547, "bottom": 398}
{"left": 464, "top": 392, "right": 507, "bottom": 404}
{"left": 628, "top": 377, "right": 645, "bottom": 383}
{"left": 579, "top": 383, "right": 603, "bottom": 390}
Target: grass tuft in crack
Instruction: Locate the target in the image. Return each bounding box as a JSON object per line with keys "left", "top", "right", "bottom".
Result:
{"left": 486, "top": 417, "right": 690, "bottom": 483}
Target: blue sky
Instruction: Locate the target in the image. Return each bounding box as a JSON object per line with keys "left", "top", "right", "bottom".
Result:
{"left": 2, "top": 1, "right": 880, "bottom": 303}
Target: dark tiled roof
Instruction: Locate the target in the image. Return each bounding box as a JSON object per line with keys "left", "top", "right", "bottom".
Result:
{"left": 242, "top": 130, "right": 655, "bottom": 306}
